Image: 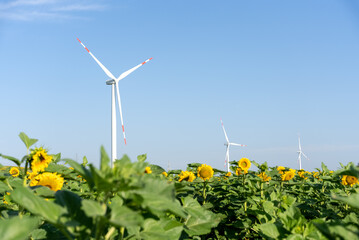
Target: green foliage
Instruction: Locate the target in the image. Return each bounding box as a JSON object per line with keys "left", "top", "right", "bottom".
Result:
{"left": 1, "top": 132, "right": 359, "bottom": 239}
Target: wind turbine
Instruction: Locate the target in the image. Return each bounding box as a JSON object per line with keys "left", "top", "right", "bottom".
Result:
{"left": 297, "top": 135, "right": 309, "bottom": 170}
{"left": 77, "top": 38, "right": 152, "bottom": 166}
{"left": 221, "top": 119, "right": 247, "bottom": 172}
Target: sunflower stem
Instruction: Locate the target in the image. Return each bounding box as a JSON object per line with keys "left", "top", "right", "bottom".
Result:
{"left": 202, "top": 181, "right": 207, "bottom": 205}
{"left": 23, "top": 160, "right": 29, "bottom": 187}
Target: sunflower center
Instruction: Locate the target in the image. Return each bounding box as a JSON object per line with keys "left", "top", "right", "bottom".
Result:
{"left": 200, "top": 169, "right": 211, "bottom": 178}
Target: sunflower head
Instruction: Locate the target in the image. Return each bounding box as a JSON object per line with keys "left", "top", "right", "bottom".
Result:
{"left": 281, "top": 170, "right": 295, "bottom": 181}
{"left": 30, "top": 147, "right": 52, "bottom": 173}
{"left": 342, "top": 175, "right": 358, "bottom": 187}
{"left": 145, "top": 167, "right": 152, "bottom": 174}
{"left": 225, "top": 172, "right": 232, "bottom": 177}
{"left": 161, "top": 171, "right": 168, "bottom": 177}
{"left": 178, "top": 171, "right": 196, "bottom": 182}
{"left": 30, "top": 172, "right": 64, "bottom": 191}
{"left": 235, "top": 167, "right": 248, "bottom": 175}
{"left": 257, "top": 172, "right": 271, "bottom": 182}
{"left": 197, "top": 164, "right": 214, "bottom": 181}
{"left": 277, "top": 166, "right": 285, "bottom": 174}
{"left": 9, "top": 167, "right": 20, "bottom": 177}
{"left": 298, "top": 170, "right": 308, "bottom": 179}
{"left": 238, "top": 158, "right": 251, "bottom": 170}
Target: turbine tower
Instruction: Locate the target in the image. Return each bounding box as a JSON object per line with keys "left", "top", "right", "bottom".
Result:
{"left": 77, "top": 38, "right": 152, "bottom": 166}
{"left": 221, "top": 119, "right": 247, "bottom": 172}
{"left": 297, "top": 135, "right": 309, "bottom": 170}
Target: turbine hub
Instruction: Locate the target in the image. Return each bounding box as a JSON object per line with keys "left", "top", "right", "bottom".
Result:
{"left": 106, "top": 79, "right": 115, "bottom": 85}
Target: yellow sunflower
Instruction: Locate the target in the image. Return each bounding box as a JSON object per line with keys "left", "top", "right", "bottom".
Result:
{"left": 30, "top": 172, "right": 64, "bottom": 191}
{"left": 235, "top": 167, "right": 248, "bottom": 175}
{"left": 178, "top": 171, "right": 196, "bottom": 182}
{"left": 30, "top": 147, "right": 52, "bottom": 173}
{"left": 238, "top": 158, "right": 251, "bottom": 171}
{"left": 145, "top": 167, "right": 152, "bottom": 174}
{"left": 281, "top": 170, "right": 295, "bottom": 181}
{"left": 312, "top": 171, "right": 320, "bottom": 179}
{"left": 257, "top": 172, "right": 271, "bottom": 182}
{"left": 297, "top": 170, "right": 308, "bottom": 180}
{"left": 342, "top": 175, "right": 358, "bottom": 187}
{"left": 225, "top": 172, "right": 232, "bottom": 177}
{"left": 161, "top": 171, "right": 168, "bottom": 177}
{"left": 9, "top": 167, "right": 20, "bottom": 177}
{"left": 27, "top": 171, "right": 38, "bottom": 180}
{"left": 197, "top": 164, "right": 214, "bottom": 181}
{"left": 277, "top": 166, "right": 285, "bottom": 174}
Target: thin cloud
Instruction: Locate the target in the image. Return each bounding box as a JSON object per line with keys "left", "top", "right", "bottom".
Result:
{"left": 0, "top": 0, "right": 106, "bottom": 21}
{"left": 53, "top": 4, "right": 106, "bottom": 12}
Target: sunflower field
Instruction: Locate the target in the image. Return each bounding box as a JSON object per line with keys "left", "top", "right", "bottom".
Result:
{"left": 1, "top": 133, "right": 359, "bottom": 240}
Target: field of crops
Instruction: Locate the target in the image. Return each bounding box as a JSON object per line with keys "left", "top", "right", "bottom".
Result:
{"left": 1, "top": 133, "right": 359, "bottom": 240}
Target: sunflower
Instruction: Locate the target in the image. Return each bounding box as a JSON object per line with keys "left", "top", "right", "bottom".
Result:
{"left": 30, "top": 172, "right": 64, "bottom": 191}
{"left": 178, "top": 171, "right": 196, "bottom": 182}
{"left": 225, "top": 172, "right": 232, "bottom": 177}
{"left": 281, "top": 170, "right": 295, "bottom": 181}
{"left": 277, "top": 166, "right": 285, "bottom": 174}
{"left": 235, "top": 167, "right": 248, "bottom": 175}
{"left": 30, "top": 147, "right": 52, "bottom": 173}
{"left": 161, "top": 171, "right": 168, "bottom": 177}
{"left": 27, "top": 171, "right": 38, "bottom": 180}
{"left": 312, "top": 171, "right": 320, "bottom": 179}
{"left": 297, "top": 170, "right": 308, "bottom": 179}
{"left": 257, "top": 172, "right": 271, "bottom": 182}
{"left": 144, "top": 167, "right": 152, "bottom": 174}
{"left": 197, "top": 164, "right": 214, "bottom": 181}
{"left": 238, "top": 158, "right": 251, "bottom": 171}
{"left": 342, "top": 175, "right": 358, "bottom": 187}
{"left": 9, "top": 167, "right": 20, "bottom": 177}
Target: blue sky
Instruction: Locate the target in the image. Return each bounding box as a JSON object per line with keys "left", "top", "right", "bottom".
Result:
{"left": 1, "top": 0, "right": 359, "bottom": 171}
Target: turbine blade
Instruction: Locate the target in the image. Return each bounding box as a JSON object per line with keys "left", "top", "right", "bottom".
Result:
{"left": 221, "top": 119, "right": 229, "bottom": 143}
{"left": 77, "top": 38, "right": 116, "bottom": 80}
{"left": 230, "top": 143, "right": 247, "bottom": 147}
{"left": 301, "top": 152, "right": 309, "bottom": 160}
{"left": 298, "top": 136, "right": 301, "bottom": 151}
{"left": 115, "top": 82, "right": 127, "bottom": 145}
{"left": 117, "top": 58, "right": 153, "bottom": 81}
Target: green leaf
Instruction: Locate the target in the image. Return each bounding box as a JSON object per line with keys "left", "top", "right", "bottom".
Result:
{"left": 0, "top": 181, "right": 10, "bottom": 193}
{"left": 259, "top": 223, "right": 281, "bottom": 239}
{"left": 11, "top": 187, "right": 66, "bottom": 225}
{"left": 81, "top": 199, "right": 106, "bottom": 217}
{"left": 18, "top": 132, "right": 38, "bottom": 150}
{"left": 0, "top": 216, "right": 40, "bottom": 240}
{"left": 132, "top": 176, "right": 186, "bottom": 218}
{"left": 0, "top": 154, "right": 20, "bottom": 166}
{"left": 181, "top": 196, "right": 221, "bottom": 236}
{"left": 30, "top": 229, "right": 47, "bottom": 240}
{"left": 109, "top": 205, "right": 144, "bottom": 228}
{"left": 55, "top": 190, "right": 92, "bottom": 228}
{"left": 139, "top": 219, "right": 183, "bottom": 240}
{"left": 82, "top": 156, "right": 88, "bottom": 166}
{"left": 100, "top": 146, "right": 110, "bottom": 171}
{"left": 137, "top": 154, "right": 147, "bottom": 162}
{"left": 66, "top": 159, "right": 94, "bottom": 189}
{"left": 333, "top": 193, "right": 359, "bottom": 209}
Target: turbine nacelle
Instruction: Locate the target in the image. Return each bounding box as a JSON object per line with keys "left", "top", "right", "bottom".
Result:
{"left": 106, "top": 79, "right": 115, "bottom": 85}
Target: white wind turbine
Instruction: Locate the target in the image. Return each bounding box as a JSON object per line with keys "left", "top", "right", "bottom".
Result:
{"left": 221, "top": 119, "right": 247, "bottom": 172}
{"left": 77, "top": 38, "right": 152, "bottom": 166}
{"left": 297, "top": 135, "right": 309, "bottom": 170}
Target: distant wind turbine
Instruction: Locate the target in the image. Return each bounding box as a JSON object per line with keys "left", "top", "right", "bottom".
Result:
{"left": 297, "top": 135, "right": 309, "bottom": 170}
{"left": 221, "top": 119, "right": 247, "bottom": 172}
{"left": 77, "top": 38, "right": 152, "bottom": 166}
